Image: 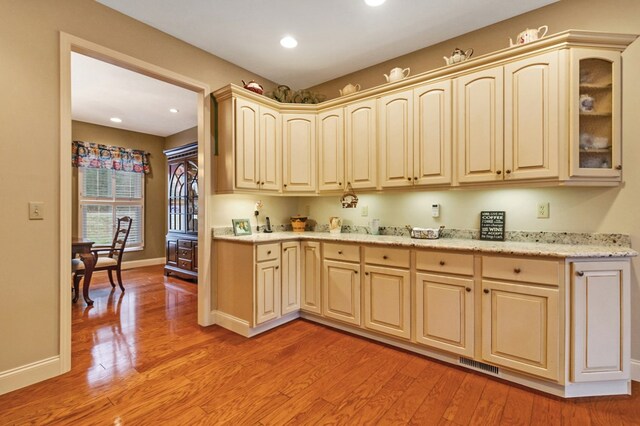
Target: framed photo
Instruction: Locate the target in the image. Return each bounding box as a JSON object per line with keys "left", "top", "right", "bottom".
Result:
{"left": 232, "top": 218, "right": 252, "bottom": 236}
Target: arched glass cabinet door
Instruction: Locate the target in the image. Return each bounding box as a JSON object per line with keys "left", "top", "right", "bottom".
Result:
{"left": 186, "top": 159, "right": 198, "bottom": 233}
{"left": 168, "top": 162, "right": 186, "bottom": 232}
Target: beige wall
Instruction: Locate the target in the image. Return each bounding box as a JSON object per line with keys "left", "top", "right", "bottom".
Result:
{"left": 306, "top": 0, "right": 640, "bottom": 361}
{"left": 72, "top": 121, "right": 166, "bottom": 262}
{"left": 0, "top": 0, "right": 275, "bottom": 374}
{"left": 165, "top": 126, "right": 197, "bottom": 151}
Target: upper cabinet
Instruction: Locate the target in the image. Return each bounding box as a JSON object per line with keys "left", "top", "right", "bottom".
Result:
{"left": 213, "top": 31, "right": 635, "bottom": 195}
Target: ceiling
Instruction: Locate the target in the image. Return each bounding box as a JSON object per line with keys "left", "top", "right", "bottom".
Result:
{"left": 72, "top": 52, "right": 198, "bottom": 137}
{"left": 97, "top": 0, "right": 558, "bottom": 89}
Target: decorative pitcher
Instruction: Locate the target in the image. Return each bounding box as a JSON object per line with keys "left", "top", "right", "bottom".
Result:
{"left": 443, "top": 48, "right": 474, "bottom": 65}
{"left": 339, "top": 83, "right": 361, "bottom": 96}
{"left": 509, "top": 25, "right": 548, "bottom": 47}
{"left": 384, "top": 67, "right": 410, "bottom": 83}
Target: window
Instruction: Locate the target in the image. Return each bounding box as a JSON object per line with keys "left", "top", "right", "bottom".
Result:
{"left": 79, "top": 168, "right": 144, "bottom": 249}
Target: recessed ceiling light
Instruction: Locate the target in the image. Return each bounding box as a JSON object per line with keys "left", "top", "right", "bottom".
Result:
{"left": 364, "top": 0, "right": 386, "bottom": 6}
{"left": 169, "top": 108, "right": 179, "bottom": 113}
{"left": 280, "top": 36, "right": 298, "bottom": 49}
{"left": 110, "top": 117, "right": 122, "bottom": 123}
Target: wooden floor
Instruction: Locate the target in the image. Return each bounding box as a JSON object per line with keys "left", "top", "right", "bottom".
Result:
{"left": 1, "top": 265, "right": 639, "bottom": 425}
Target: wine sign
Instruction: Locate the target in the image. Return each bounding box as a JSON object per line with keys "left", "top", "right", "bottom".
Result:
{"left": 480, "top": 211, "right": 506, "bottom": 241}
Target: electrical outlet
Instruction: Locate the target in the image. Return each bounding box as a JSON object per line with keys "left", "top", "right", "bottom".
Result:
{"left": 537, "top": 202, "right": 550, "bottom": 219}
{"left": 361, "top": 205, "right": 368, "bottom": 217}
{"left": 29, "top": 202, "right": 45, "bottom": 220}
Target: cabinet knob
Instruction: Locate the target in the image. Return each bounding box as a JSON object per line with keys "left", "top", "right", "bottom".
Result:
{"left": 616, "top": 165, "right": 622, "bottom": 170}
{"left": 576, "top": 271, "right": 584, "bottom": 277}
{"left": 407, "top": 177, "right": 412, "bottom": 181}
{"left": 383, "top": 255, "right": 388, "bottom": 260}
{"left": 466, "top": 287, "right": 472, "bottom": 292}
{"left": 339, "top": 182, "right": 342, "bottom": 186}
{"left": 514, "top": 268, "right": 521, "bottom": 274}
{"left": 483, "top": 289, "right": 490, "bottom": 294}
{"left": 414, "top": 177, "right": 418, "bottom": 180}
{"left": 439, "top": 260, "right": 445, "bottom": 266}
{"left": 261, "top": 181, "right": 265, "bottom": 185}
{"left": 354, "top": 270, "right": 359, "bottom": 274}
{"left": 256, "top": 181, "right": 260, "bottom": 186}
{"left": 267, "top": 250, "right": 271, "bottom": 255}
{"left": 365, "top": 272, "right": 369, "bottom": 276}
{"left": 284, "top": 184, "right": 287, "bottom": 188}
{"left": 505, "top": 169, "right": 512, "bottom": 174}
{"left": 338, "top": 251, "right": 343, "bottom": 255}
{"left": 496, "top": 170, "right": 502, "bottom": 175}
{"left": 275, "top": 266, "right": 279, "bottom": 270}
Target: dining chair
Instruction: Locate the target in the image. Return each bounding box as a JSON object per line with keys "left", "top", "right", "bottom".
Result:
{"left": 73, "top": 216, "right": 133, "bottom": 295}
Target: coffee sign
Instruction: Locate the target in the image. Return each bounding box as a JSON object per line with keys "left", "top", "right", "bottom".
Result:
{"left": 480, "top": 211, "right": 505, "bottom": 241}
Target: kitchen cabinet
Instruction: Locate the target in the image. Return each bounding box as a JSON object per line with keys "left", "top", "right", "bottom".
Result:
{"left": 235, "top": 98, "right": 282, "bottom": 192}
{"left": 570, "top": 49, "right": 622, "bottom": 179}
{"left": 414, "top": 250, "right": 474, "bottom": 357}
{"left": 282, "top": 113, "right": 316, "bottom": 193}
{"left": 571, "top": 260, "right": 630, "bottom": 382}
{"left": 481, "top": 256, "right": 561, "bottom": 381}
{"left": 363, "top": 246, "right": 411, "bottom": 339}
{"left": 345, "top": 98, "right": 377, "bottom": 189}
{"left": 300, "top": 241, "right": 322, "bottom": 314}
{"left": 322, "top": 243, "right": 361, "bottom": 326}
{"left": 281, "top": 242, "right": 301, "bottom": 315}
{"left": 318, "top": 107, "right": 345, "bottom": 192}
{"left": 378, "top": 89, "right": 414, "bottom": 188}
{"left": 255, "top": 243, "right": 281, "bottom": 325}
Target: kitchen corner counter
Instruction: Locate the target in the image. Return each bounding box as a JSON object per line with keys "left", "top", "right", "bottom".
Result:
{"left": 212, "top": 231, "right": 637, "bottom": 258}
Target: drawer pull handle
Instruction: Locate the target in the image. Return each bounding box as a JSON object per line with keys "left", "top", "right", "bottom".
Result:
{"left": 439, "top": 260, "right": 445, "bottom": 266}
{"left": 483, "top": 289, "right": 490, "bottom": 294}
{"left": 576, "top": 271, "right": 584, "bottom": 277}
{"left": 383, "top": 255, "right": 388, "bottom": 259}
{"left": 514, "top": 268, "right": 521, "bottom": 274}
{"left": 466, "top": 287, "right": 472, "bottom": 292}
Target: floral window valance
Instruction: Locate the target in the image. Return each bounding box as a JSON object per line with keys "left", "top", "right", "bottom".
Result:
{"left": 72, "top": 140, "right": 150, "bottom": 174}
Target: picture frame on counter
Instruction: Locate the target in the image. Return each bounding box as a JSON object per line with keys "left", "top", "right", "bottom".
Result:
{"left": 232, "top": 218, "right": 252, "bottom": 236}
{"left": 480, "top": 211, "right": 506, "bottom": 241}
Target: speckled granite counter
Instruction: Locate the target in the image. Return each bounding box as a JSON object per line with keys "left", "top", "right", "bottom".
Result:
{"left": 212, "top": 231, "right": 637, "bottom": 258}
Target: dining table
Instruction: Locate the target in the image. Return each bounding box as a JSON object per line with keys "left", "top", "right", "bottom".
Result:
{"left": 72, "top": 238, "right": 95, "bottom": 305}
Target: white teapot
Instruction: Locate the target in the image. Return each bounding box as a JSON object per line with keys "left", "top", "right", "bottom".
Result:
{"left": 510, "top": 25, "right": 548, "bottom": 47}
{"left": 384, "top": 67, "right": 410, "bottom": 83}
{"left": 444, "top": 48, "right": 473, "bottom": 65}
{"left": 339, "top": 83, "right": 361, "bottom": 96}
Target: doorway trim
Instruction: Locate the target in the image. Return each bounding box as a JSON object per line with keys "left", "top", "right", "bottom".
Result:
{"left": 59, "top": 32, "right": 212, "bottom": 373}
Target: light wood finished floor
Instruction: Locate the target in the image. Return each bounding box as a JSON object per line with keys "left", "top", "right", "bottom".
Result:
{"left": 1, "top": 265, "right": 639, "bottom": 425}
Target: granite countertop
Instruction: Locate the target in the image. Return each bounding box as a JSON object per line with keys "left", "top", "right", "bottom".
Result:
{"left": 212, "top": 231, "right": 637, "bottom": 258}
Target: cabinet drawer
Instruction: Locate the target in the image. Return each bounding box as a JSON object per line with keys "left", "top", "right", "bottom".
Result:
{"left": 256, "top": 243, "right": 280, "bottom": 262}
{"left": 364, "top": 246, "right": 410, "bottom": 268}
{"left": 178, "top": 259, "right": 193, "bottom": 270}
{"left": 323, "top": 243, "right": 360, "bottom": 263}
{"left": 178, "top": 240, "right": 193, "bottom": 249}
{"left": 415, "top": 251, "right": 474, "bottom": 276}
{"left": 178, "top": 247, "right": 193, "bottom": 260}
{"left": 482, "top": 256, "right": 560, "bottom": 286}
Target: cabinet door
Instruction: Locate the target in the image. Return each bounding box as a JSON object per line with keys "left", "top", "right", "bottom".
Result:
{"left": 413, "top": 80, "right": 452, "bottom": 186}
{"left": 281, "top": 242, "right": 301, "bottom": 315}
{"left": 259, "top": 105, "right": 282, "bottom": 191}
{"left": 282, "top": 113, "right": 316, "bottom": 192}
{"left": 570, "top": 49, "right": 622, "bottom": 178}
{"left": 235, "top": 98, "right": 260, "bottom": 190}
{"left": 482, "top": 280, "right": 559, "bottom": 380}
{"left": 166, "top": 239, "right": 178, "bottom": 266}
{"left": 318, "top": 108, "right": 345, "bottom": 192}
{"left": 456, "top": 67, "right": 504, "bottom": 184}
{"left": 379, "top": 90, "right": 414, "bottom": 188}
{"left": 256, "top": 259, "right": 281, "bottom": 325}
{"left": 415, "top": 273, "right": 474, "bottom": 357}
{"left": 345, "top": 99, "right": 377, "bottom": 189}
{"left": 193, "top": 242, "right": 198, "bottom": 272}
{"left": 323, "top": 260, "right": 361, "bottom": 326}
{"left": 301, "top": 241, "right": 322, "bottom": 314}
{"left": 571, "top": 261, "right": 630, "bottom": 382}
{"left": 364, "top": 265, "right": 410, "bottom": 339}
{"left": 504, "top": 52, "right": 559, "bottom": 181}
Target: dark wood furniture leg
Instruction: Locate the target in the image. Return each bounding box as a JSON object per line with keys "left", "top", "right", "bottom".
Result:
{"left": 78, "top": 252, "right": 95, "bottom": 305}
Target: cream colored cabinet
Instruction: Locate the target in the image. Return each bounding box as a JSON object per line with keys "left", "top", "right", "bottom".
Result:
{"left": 281, "top": 242, "right": 301, "bottom": 315}
{"left": 300, "top": 241, "right": 322, "bottom": 314}
{"left": 363, "top": 246, "right": 411, "bottom": 339}
{"left": 456, "top": 66, "right": 504, "bottom": 184}
{"left": 323, "top": 259, "right": 361, "bottom": 326}
{"left": 414, "top": 250, "right": 475, "bottom": 357}
{"left": 255, "top": 258, "right": 281, "bottom": 325}
{"left": 235, "top": 98, "right": 282, "bottom": 192}
{"left": 413, "top": 80, "right": 452, "bottom": 186}
{"left": 570, "top": 49, "right": 622, "bottom": 179}
{"left": 318, "top": 108, "right": 345, "bottom": 192}
{"left": 378, "top": 90, "right": 414, "bottom": 188}
{"left": 345, "top": 98, "right": 377, "bottom": 189}
{"left": 571, "top": 260, "right": 630, "bottom": 382}
{"left": 481, "top": 256, "right": 560, "bottom": 381}
{"left": 282, "top": 113, "right": 316, "bottom": 193}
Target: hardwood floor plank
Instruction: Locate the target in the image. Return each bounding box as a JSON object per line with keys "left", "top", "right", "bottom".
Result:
{"left": 348, "top": 371, "right": 415, "bottom": 424}
{"left": 281, "top": 397, "right": 337, "bottom": 426}
{"left": 409, "top": 367, "right": 467, "bottom": 425}
{"left": 442, "top": 372, "right": 488, "bottom": 425}
{"left": 468, "top": 379, "right": 511, "bottom": 426}
{"left": 500, "top": 386, "right": 535, "bottom": 425}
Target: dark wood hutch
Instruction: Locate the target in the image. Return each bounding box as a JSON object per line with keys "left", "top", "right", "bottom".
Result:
{"left": 164, "top": 143, "right": 198, "bottom": 280}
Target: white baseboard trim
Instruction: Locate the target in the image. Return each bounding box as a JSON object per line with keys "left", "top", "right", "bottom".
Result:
{"left": 122, "top": 257, "right": 165, "bottom": 270}
{"left": 0, "top": 356, "right": 61, "bottom": 396}
{"left": 632, "top": 359, "right": 640, "bottom": 382}
{"left": 213, "top": 310, "right": 300, "bottom": 338}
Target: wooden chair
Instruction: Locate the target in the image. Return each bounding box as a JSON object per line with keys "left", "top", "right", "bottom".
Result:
{"left": 73, "top": 216, "right": 133, "bottom": 297}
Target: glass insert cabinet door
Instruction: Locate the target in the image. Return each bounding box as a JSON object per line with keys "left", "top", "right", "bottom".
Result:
{"left": 186, "top": 159, "right": 198, "bottom": 233}
{"left": 168, "top": 162, "right": 186, "bottom": 232}
{"left": 570, "top": 49, "right": 622, "bottom": 178}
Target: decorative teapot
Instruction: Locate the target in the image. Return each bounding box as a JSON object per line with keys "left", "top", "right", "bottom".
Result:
{"left": 242, "top": 79, "right": 264, "bottom": 95}
{"left": 509, "top": 25, "right": 548, "bottom": 47}
{"left": 339, "top": 83, "right": 361, "bottom": 96}
{"left": 444, "top": 48, "right": 473, "bottom": 65}
{"left": 384, "top": 67, "right": 410, "bottom": 83}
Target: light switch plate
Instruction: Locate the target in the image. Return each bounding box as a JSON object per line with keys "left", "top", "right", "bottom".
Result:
{"left": 361, "top": 205, "right": 368, "bottom": 217}
{"left": 29, "top": 202, "right": 45, "bottom": 220}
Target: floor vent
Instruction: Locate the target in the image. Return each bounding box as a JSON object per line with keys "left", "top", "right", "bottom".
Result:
{"left": 459, "top": 357, "right": 500, "bottom": 375}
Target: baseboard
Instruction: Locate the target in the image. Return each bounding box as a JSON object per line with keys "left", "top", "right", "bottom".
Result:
{"left": 0, "top": 356, "right": 61, "bottom": 396}
{"left": 122, "top": 257, "right": 165, "bottom": 270}
{"left": 214, "top": 310, "right": 300, "bottom": 338}
{"left": 632, "top": 359, "right": 640, "bottom": 382}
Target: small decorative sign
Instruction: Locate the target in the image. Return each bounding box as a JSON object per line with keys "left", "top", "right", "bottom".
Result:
{"left": 480, "top": 211, "right": 505, "bottom": 241}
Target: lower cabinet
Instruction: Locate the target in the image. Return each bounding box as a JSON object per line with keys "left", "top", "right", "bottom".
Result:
{"left": 165, "top": 234, "right": 198, "bottom": 280}
{"left": 281, "top": 242, "right": 301, "bottom": 315}
{"left": 300, "top": 241, "right": 322, "bottom": 314}
{"left": 323, "top": 259, "right": 361, "bottom": 326}
{"left": 363, "top": 265, "right": 411, "bottom": 339}
{"left": 571, "top": 261, "right": 630, "bottom": 382}
{"left": 255, "top": 258, "right": 281, "bottom": 325}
